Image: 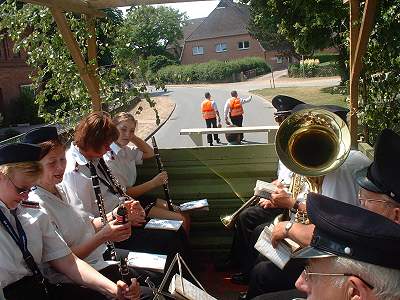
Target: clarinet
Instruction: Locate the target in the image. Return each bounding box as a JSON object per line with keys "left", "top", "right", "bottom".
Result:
{"left": 88, "top": 162, "right": 117, "bottom": 261}
{"left": 151, "top": 136, "right": 175, "bottom": 211}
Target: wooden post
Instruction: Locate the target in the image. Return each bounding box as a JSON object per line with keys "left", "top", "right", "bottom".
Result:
{"left": 348, "top": 0, "right": 377, "bottom": 148}
{"left": 349, "top": 0, "right": 360, "bottom": 148}
{"left": 50, "top": 8, "right": 102, "bottom": 111}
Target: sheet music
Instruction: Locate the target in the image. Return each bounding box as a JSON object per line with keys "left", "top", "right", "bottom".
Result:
{"left": 144, "top": 219, "right": 183, "bottom": 231}
{"left": 127, "top": 252, "right": 167, "bottom": 273}
{"left": 254, "top": 226, "right": 294, "bottom": 270}
{"left": 254, "top": 180, "right": 277, "bottom": 199}
{"left": 168, "top": 274, "right": 217, "bottom": 300}
{"left": 179, "top": 199, "right": 209, "bottom": 212}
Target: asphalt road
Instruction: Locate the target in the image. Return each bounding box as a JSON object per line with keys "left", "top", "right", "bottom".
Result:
{"left": 153, "top": 86, "right": 277, "bottom": 148}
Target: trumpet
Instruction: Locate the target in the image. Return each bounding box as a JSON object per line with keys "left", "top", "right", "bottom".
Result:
{"left": 220, "top": 195, "right": 260, "bottom": 229}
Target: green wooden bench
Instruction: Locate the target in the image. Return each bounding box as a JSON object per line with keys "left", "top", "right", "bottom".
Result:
{"left": 136, "top": 144, "right": 279, "bottom": 254}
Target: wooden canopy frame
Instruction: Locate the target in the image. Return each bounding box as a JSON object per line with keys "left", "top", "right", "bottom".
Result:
{"left": 21, "top": 0, "right": 377, "bottom": 146}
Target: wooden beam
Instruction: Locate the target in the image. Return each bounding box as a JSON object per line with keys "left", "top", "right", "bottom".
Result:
{"left": 22, "top": 0, "right": 105, "bottom": 17}
{"left": 349, "top": 0, "right": 360, "bottom": 148}
{"left": 50, "top": 8, "right": 102, "bottom": 111}
{"left": 89, "top": 0, "right": 212, "bottom": 9}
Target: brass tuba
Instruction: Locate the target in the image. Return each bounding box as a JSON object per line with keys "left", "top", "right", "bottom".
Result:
{"left": 274, "top": 107, "right": 351, "bottom": 223}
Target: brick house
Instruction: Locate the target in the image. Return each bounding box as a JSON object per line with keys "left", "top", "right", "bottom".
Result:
{"left": 0, "top": 36, "right": 32, "bottom": 116}
{"left": 180, "top": 0, "right": 289, "bottom": 70}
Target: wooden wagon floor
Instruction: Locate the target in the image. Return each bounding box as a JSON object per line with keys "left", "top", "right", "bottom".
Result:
{"left": 192, "top": 253, "right": 247, "bottom": 300}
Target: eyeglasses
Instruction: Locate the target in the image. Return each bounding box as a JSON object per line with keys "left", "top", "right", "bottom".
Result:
{"left": 6, "top": 175, "right": 31, "bottom": 195}
{"left": 303, "top": 266, "right": 373, "bottom": 289}
{"left": 358, "top": 192, "right": 395, "bottom": 207}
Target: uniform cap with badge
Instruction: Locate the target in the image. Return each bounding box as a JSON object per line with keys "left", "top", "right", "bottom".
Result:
{"left": 23, "top": 126, "right": 58, "bottom": 144}
{"left": 271, "top": 95, "right": 305, "bottom": 117}
{"left": 294, "top": 192, "right": 400, "bottom": 270}
{"left": 0, "top": 143, "right": 42, "bottom": 165}
{"left": 355, "top": 128, "right": 400, "bottom": 203}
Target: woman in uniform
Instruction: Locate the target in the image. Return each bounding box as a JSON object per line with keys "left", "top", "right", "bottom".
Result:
{"left": 104, "top": 112, "right": 190, "bottom": 233}
{"left": 24, "top": 126, "right": 155, "bottom": 297}
{"left": 0, "top": 143, "right": 139, "bottom": 300}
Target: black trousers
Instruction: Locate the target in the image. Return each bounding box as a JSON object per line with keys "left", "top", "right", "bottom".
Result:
{"left": 3, "top": 275, "right": 106, "bottom": 300}
{"left": 231, "top": 206, "right": 284, "bottom": 274}
{"left": 246, "top": 259, "right": 305, "bottom": 299}
{"left": 99, "top": 264, "right": 154, "bottom": 300}
{"left": 229, "top": 114, "right": 244, "bottom": 140}
{"left": 205, "top": 117, "right": 219, "bottom": 144}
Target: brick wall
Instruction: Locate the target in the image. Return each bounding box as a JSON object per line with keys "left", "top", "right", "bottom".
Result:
{"left": 181, "top": 33, "right": 289, "bottom": 70}
{"left": 0, "top": 38, "right": 32, "bottom": 114}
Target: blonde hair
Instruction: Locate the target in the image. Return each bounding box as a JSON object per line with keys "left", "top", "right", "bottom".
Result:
{"left": 112, "top": 112, "right": 136, "bottom": 126}
{"left": 0, "top": 161, "right": 43, "bottom": 180}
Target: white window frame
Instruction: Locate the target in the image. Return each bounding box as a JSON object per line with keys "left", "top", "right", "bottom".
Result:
{"left": 192, "top": 46, "right": 204, "bottom": 56}
{"left": 276, "top": 57, "right": 283, "bottom": 64}
{"left": 238, "top": 41, "right": 250, "bottom": 50}
{"left": 215, "top": 43, "right": 228, "bottom": 53}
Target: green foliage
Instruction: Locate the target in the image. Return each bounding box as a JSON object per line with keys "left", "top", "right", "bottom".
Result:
{"left": 288, "top": 61, "right": 339, "bottom": 78}
{"left": 156, "top": 57, "right": 270, "bottom": 84}
{"left": 0, "top": 2, "right": 151, "bottom": 127}
{"left": 146, "top": 55, "right": 177, "bottom": 73}
{"left": 358, "top": 0, "right": 400, "bottom": 144}
{"left": 314, "top": 53, "right": 339, "bottom": 64}
{"left": 116, "top": 5, "right": 186, "bottom": 58}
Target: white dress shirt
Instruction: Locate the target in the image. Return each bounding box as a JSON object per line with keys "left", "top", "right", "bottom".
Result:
{"left": 29, "top": 186, "right": 111, "bottom": 283}
{"left": 0, "top": 201, "right": 70, "bottom": 288}
{"left": 63, "top": 143, "right": 120, "bottom": 217}
{"left": 103, "top": 143, "right": 144, "bottom": 188}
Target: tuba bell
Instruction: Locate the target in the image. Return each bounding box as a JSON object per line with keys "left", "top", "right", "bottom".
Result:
{"left": 274, "top": 107, "right": 351, "bottom": 223}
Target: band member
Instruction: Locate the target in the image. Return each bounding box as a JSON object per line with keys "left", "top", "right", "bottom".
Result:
{"left": 104, "top": 112, "right": 190, "bottom": 233}
{"left": 0, "top": 143, "right": 139, "bottom": 300}
{"left": 201, "top": 92, "right": 221, "bottom": 146}
{"left": 294, "top": 193, "right": 400, "bottom": 300}
{"left": 62, "top": 112, "right": 189, "bottom": 261}
{"left": 23, "top": 126, "right": 156, "bottom": 296}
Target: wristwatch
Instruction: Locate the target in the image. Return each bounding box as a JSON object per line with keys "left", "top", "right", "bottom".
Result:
{"left": 285, "top": 221, "right": 294, "bottom": 236}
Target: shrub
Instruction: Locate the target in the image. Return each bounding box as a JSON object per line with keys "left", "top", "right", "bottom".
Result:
{"left": 146, "top": 55, "right": 177, "bottom": 73}
{"left": 156, "top": 57, "right": 270, "bottom": 83}
{"left": 288, "top": 61, "right": 339, "bottom": 78}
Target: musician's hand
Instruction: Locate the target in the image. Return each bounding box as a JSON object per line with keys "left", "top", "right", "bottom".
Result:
{"left": 100, "top": 219, "right": 131, "bottom": 242}
{"left": 258, "top": 198, "right": 277, "bottom": 209}
{"left": 270, "top": 188, "right": 295, "bottom": 209}
{"left": 116, "top": 278, "right": 140, "bottom": 300}
{"left": 125, "top": 200, "right": 146, "bottom": 227}
{"left": 152, "top": 171, "right": 168, "bottom": 188}
{"left": 271, "top": 221, "right": 288, "bottom": 248}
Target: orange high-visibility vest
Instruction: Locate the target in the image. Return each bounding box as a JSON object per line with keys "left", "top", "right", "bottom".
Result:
{"left": 201, "top": 99, "right": 217, "bottom": 119}
{"left": 229, "top": 97, "right": 244, "bottom": 117}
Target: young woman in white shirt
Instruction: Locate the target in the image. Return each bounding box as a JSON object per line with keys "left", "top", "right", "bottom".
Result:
{"left": 24, "top": 126, "right": 154, "bottom": 299}
{"left": 104, "top": 112, "right": 190, "bottom": 233}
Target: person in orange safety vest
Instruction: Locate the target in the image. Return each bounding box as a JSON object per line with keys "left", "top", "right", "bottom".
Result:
{"left": 223, "top": 90, "right": 252, "bottom": 141}
{"left": 201, "top": 92, "right": 221, "bottom": 146}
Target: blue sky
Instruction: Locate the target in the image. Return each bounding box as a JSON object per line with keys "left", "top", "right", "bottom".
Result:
{"left": 119, "top": 1, "right": 219, "bottom": 19}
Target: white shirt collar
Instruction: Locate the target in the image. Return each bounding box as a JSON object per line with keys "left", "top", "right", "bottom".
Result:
{"left": 70, "top": 143, "right": 90, "bottom": 166}
{"left": 110, "top": 142, "right": 122, "bottom": 155}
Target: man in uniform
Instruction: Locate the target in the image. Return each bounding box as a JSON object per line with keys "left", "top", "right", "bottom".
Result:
{"left": 201, "top": 92, "right": 221, "bottom": 146}
{"left": 294, "top": 193, "right": 400, "bottom": 300}
{"left": 224, "top": 90, "right": 252, "bottom": 141}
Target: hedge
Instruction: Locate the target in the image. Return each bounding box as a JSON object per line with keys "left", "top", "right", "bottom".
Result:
{"left": 288, "top": 61, "right": 339, "bottom": 78}
{"left": 155, "top": 57, "right": 271, "bottom": 83}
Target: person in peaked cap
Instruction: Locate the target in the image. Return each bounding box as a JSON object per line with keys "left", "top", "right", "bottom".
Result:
{"left": 0, "top": 142, "right": 141, "bottom": 300}
{"left": 294, "top": 193, "right": 400, "bottom": 300}
{"left": 271, "top": 95, "right": 305, "bottom": 123}
{"left": 355, "top": 128, "right": 400, "bottom": 224}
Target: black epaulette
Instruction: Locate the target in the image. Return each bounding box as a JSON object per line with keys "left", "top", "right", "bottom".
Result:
{"left": 21, "top": 201, "right": 41, "bottom": 209}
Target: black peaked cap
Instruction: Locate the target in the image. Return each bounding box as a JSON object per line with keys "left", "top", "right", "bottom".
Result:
{"left": 271, "top": 95, "right": 305, "bottom": 116}
{"left": 356, "top": 129, "right": 400, "bottom": 203}
{"left": 295, "top": 192, "right": 400, "bottom": 270}
{"left": 0, "top": 143, "right": 42, "bottom": 165}
{"left": 23, "top": 126, "right": 58, "bottom": 144}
